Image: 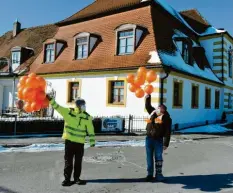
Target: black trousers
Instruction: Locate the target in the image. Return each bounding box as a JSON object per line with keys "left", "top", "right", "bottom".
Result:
{"left": 64, "top": 140, "right": 84, "bottom": 181}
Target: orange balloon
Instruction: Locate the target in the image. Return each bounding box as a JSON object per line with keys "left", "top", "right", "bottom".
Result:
{"left": 129, "top": 84, "right": 139, "bottom": 93}
{"left": 17, "top": 92, "right": 24, "bottom": 100}
{"left": 19, "top": 76, "right": 28, "bottom": 86}
{"left": 126, "top": 74, "right": 135, "bottom": 84}
{"left": 17, "top": 83, "right": 22, "bottom": 89}
{"left": 26, "top": 77, "right": 40, "bottom": 88}
{"left": 36, "top": 76, "right": 46, "bottom": 90}
{"left": 134, "top": 76, "right": 145, "bottom": 87}
{"left": 24, "top": 102, "right": 33, "bottom": 113}
{"left": 41, "top": 98, "right": 49, "bottom": 108}
{"left": 36, "top": 89, "right": 46, "bottom": 101}
{"left": 146, "top": 70, "right": 157, "bottom": 83}
{"left": 31, "top": 102, "right": 41, "bottom": 112}
{"left": 137, "top": 67, "right": 147, "bottom": 77}
{"left": 135, "top": 88, "right": 145, "bottom": 98}
{"left": 17, "top": 87, "right": 24, "bottom": 100}
{"left": 23, "top": 88, "right": 36, "bottom": 102}
{"left": 144, "top": 84, "right": 154, "bottom": 95}
{"left": 28, "top": 73, "right": 37, "bottom": 78}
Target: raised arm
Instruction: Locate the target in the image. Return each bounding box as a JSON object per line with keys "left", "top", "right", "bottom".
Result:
{"left": 145, "top": 95, "right": 155, "bottom": 115}
{"left": 47, "top": 96, "right": 70, "bottom": 118}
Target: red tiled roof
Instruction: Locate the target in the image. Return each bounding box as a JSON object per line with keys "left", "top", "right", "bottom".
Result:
{"left": 30, "top": 5, "right": 157, "bottom": 74}
{"left": 179, "top": 9, "right": 210, "bottom": 34}
{"left": 0, "top": 24, "right": 58, "bottom": 72}
{"left": 58, "top": 0, "right": 150, "bottom": 25}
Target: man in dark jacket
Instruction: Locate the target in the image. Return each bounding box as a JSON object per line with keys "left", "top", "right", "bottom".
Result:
{"left": 145, "top": 94, "right": 172, "bottom": 182}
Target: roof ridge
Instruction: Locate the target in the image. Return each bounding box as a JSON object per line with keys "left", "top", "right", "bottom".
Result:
{"left": 0, "top": 23, "right": 57, "bottom": 37}
{"left": 180, "top": 8, "right": 210, "bottom": 26}
{"left": 58, "top": 1, "right": 97, "bottom": 24}
{"left": 23, "top": 23, "right": 56, "bottom": 31}
{"left": 179, "top": 8, "right": 197, "bottom": 13}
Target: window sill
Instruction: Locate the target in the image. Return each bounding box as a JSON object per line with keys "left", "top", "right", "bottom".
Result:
{"left": 191, "top": 107, "right": 199, "bottom": 109}
{"left": 73, "top": 57, "right": 88, "bottom": 61}
{"left": 116, "top": 53, "right": 134, "bottom": 56}
{"left": 67, "top": 102, "right": 75, "bottom": 104}
{"left": 43, "top": 61, "right": 55, "bottom": 64}
{"left": 215, "top": 107, "right": 220, "bottom": 109}
{"left": 172, "top": 106, "right": 183, "bottom": 109}
{"left": 205, "top": 107, "right": 211, "bottom": 109}
{"left": 107, "top": 103, "right": 126, "bottom": 107}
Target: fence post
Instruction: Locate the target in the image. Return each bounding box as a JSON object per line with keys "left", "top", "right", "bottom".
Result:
{"left": 174, "top": 123, "right": 179, "bottom": 131}
{"left": 131, "top": 115, "right": 134, "bottom": 133}
{"left": 14, "top": 115, "right": 17, "bottom": 136}
{"left": 128, "top": 114, "right": 131, "bottom": 134}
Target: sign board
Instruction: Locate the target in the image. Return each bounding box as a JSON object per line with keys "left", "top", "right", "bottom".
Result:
{"left": 101, "top": 118, "right": 124, "bottom": 132}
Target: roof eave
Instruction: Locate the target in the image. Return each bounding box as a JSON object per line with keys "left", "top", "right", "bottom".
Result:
{"left": 34, "top": 64, "right": 162, "bottom": 75}
{"left": 200, "top": 31, "right": 233, "bottom": 40}
{"left": 163, "top": 65, "right": 224, "bottom": 85}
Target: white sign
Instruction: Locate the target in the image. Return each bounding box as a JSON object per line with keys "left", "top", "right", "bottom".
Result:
{"left": 101, "top": 118, "right": 124, "bottom": 132}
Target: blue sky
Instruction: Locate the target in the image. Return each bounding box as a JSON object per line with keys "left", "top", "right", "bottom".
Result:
{"left": 0, "top": 0, "right": 232, "bottom": 36}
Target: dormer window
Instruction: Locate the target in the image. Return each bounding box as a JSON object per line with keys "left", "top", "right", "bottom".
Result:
{"left": 118, "top": 30, "right": 134, "bottom": 55}
{"left": 43, "top": 39, "right": 67, "bottom": 64}
{"left": 11, "top": 46, "right": 22, "bottom": 71}
{"left": 76, "top": 37, "right": 88, "bottom": 59}
{"left": 74, "top": 32, "right": 99, "bottom": 60}
{"left": 115, "top": 24, "right": 145, "bottom": 56}
{"left": 174, "top": 37, "right": 192, "bottom": 65}
{"left": 229, "top": 47, "right": 232, "bottom": 78}
{"left": 45, "top": 43, "right": 55, "bottom": 63}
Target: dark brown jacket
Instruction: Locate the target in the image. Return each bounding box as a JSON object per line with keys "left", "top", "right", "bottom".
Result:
{"left": 145, "top": 95, "right": 172, "bottom": 147}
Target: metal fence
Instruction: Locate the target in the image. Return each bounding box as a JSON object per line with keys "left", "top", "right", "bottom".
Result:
{"left": 0, "top": 113, "right": 225, "bottom": 136}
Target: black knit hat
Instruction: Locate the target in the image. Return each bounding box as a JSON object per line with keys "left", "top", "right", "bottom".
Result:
{"left": 75, "top": 98, "right": 86, "bottom": 107}
{"left": 158, "top": 104, "right": 167, "bottom": 111}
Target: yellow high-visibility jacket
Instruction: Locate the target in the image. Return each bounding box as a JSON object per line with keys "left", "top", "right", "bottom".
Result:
{"left": 50, "top": 99, "right": 95, "bottom": 146}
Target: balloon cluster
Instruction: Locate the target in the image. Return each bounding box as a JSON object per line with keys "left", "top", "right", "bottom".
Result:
{"left": 17, "top": 73, "right": 49, "bottom": 113}
{"left": 127, "top": 67, "right": 157, "bottom": 98}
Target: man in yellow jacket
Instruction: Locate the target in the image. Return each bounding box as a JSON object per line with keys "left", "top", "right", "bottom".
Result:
{"left": 47, "top": 95, "right": 95, "bottom": 186}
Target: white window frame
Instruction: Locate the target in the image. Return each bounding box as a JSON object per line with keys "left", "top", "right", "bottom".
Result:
{"left": 45, "top": 43, "right": 55, "bottom": 63}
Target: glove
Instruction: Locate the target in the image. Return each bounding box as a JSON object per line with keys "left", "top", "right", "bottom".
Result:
{"left": 145, "top": 94, "right": 151, "bottom": 99}
{"left": 46, "top": 94, "right": 53, "bottom": 101}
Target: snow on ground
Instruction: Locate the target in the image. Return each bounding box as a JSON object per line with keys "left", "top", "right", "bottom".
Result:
{"left": 178, "top": 124, "right": 232, "bottom": 134}
{"left": 0, "top": 139, "right": 180, "bottom": 153}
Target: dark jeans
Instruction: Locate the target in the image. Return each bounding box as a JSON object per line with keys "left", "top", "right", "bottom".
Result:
{"left": 64, "top": 140, "right": 84, "bottom": 181}
{"left": 145, "top": 136, "right": 163, "bottom": 176}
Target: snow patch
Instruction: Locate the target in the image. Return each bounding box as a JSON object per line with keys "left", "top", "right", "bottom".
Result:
{"left": 201, "top": 26, "right": 226, "bottom": 36}
{"left": 0, "top": 139, "right": 176, "bottom": 153}
{"left": 148, "top": 51, "right": 161, "bottom": 64}
{"left": 178, "top": 124, "right": 231, "bottom": 134}
{"left": 159, "top": 50, "right": 222, "bottom": 83}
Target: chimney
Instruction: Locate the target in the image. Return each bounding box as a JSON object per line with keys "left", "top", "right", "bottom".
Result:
{"left": 13, "top": 19, "right": 21, "bottom": 37}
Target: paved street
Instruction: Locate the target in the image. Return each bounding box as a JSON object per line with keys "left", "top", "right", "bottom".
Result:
{"left": 0, "top": 136, "right": 233, "bottom": 193}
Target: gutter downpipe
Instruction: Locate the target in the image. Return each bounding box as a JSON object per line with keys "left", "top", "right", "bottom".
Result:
{"left": 11, "top": 74, "right": 16, "bottom": 112}
{"left": 221, "top": 33, "right": 224, "bottom": 82}
{"left": 160, "top": 66, "right": 170, "bottom": 105}
{"left": 8, "top": 58, "right": 16, "bottom": 113}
